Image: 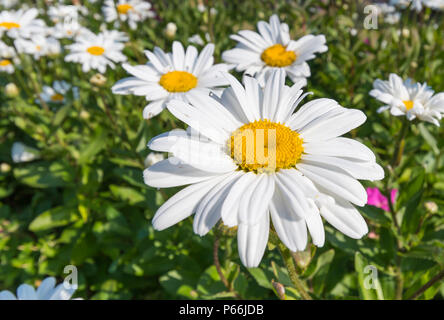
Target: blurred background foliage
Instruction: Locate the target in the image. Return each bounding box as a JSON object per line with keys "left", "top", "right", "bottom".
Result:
{"left": 0, "top": 0, "right": 443, "bottom": 299}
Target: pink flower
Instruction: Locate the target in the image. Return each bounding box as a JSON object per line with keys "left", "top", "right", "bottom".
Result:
{"left": 366, "top": 187, "right": 397, "bottom": 212}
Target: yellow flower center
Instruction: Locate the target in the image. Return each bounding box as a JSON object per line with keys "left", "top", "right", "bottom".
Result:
{"left": 0, "top": 59, "right": 11, "bottom": 66}
{"left": 403, "top": 100, "right": 414, "bottom": 111}
{"left": 229, "top": 119, "right": 304, "bottom": 173}
{"left": 117, "top": 4, "right": 134, "bottom": 14}
{"left": 159, "top": 71, "right": 198, "bottom": 93}
{"left": 261, "top": 44, "right": 297, "bottom": 67}
{"left": 50, "top": 93, "right": 64, "bottom": 102}
{"left": 0, "top": 22, "right": 20, "bottom": 29}
{"left": 87, "top": 46, "right": 105, "bottom": 56}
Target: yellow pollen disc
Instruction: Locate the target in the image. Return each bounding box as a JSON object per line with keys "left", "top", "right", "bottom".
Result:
{"left": 0, "top": 22, "right": 20, "bottom": 29}
{"left": 0, "top": 59, "right": 11, "bottom": 66}
{"left": 50, "top": 93, "right": 64, "bottom": 102}
{"left": 261, "top": 44, "right": 297, "bottom": 67}
{"left": 229, "top": 119, "right": 304, "bottom": 173}
{"left": 87, "top": 46, "right": 105, "bottom": 56}
{"left": 159, "top": 71, "right": 198, "bottom": 93}
{"left": 403, "top": 100, "right": 414, "bottom": 111}
{"left": 117, "top": 4, "right": 134, "bottom": 14}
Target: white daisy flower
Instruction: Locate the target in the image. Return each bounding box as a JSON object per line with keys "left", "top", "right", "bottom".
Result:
{"left": 188, "top": 33, "right": 210, "bottom": 46}
{"left": 0, "top": 57, "right": 14, "bottom": 73}
{"left": 144, "top": 69, "right": 384, "bottom": 267}
{"left": 390, "top": 0, "right": 423, "bottom": 11}
{"left": 51, "top": 17, "right": 87, "bottom": 39}
{"left": 0, "top": 277, "right": 78, "bottom": 300}
{"left": 15, "top": 36, "right": 61, "bottom": 59}
{"left": 222, "top": 14, "right": 327, "bottom": 86}
{"left": 38, "top": 81, "right": 78, "bottom": 105}
{"left": 112, "top": 41, "right": 231, "bottom": 119}
{"left": 11, "top": 142, "right": 39, "bottom": 163}
{"left": 422, "top": 0, "right": 444, "bottom": 10}
{"left": 0, "top": 8, "right": 46, "bottom": 39}
{"left": 0, "top": 40, "right": 15, "bottom": 73}
{"left": 0, "top": 0, "right": 18, "bottom": 9}
{"left": 370, "top": 73, "right": 444, "bottom": 126}
{"left": 102, "top": 0, "right": 155, "bottom": 30}
{"left": 47, "top": 5, "right": 79, "bottom": 23}
{"left": 64, "top": 30, "right": 127, "bottom": 73}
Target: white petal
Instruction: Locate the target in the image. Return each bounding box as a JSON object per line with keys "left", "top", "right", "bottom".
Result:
{"left": 36, "top": 277, "right": 56, "bottom": 300}
{"left": 237, "top": 214, "right": 270, "bottom": 267}
{"left": 16, "top": 284, "right": 37, "bottom": 300}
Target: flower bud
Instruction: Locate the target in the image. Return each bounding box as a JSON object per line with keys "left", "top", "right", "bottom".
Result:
{"left": 90, "top": 73, "right": 107, "bottom": 87}
{"left": 5, "top": 83, "right": 19, "bottom": 98}
{"left": 165, "top": 22, "right": 177, "bottom": 39}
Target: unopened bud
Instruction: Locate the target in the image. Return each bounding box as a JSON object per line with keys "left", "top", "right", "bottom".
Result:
{"left": 90, "top": 73, "right": 107, "bottom": 87}
{"left": 0, "top": 163, "right": 11, "bottom": 173}
{"left": 272, "top": 280, "right": 286, "bottom": 300}
{"left": 424, "top": 201, "right": 438, "bottom": 214}
{"left": 5, "top": 83, "right": 19, "bottom": 97}
{"left": 80, "top": 110, "right": 90, "bottom": 120}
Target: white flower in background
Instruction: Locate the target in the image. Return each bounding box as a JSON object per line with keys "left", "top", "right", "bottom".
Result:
{"left": 188, "top": 33, "right": 210, "bottom": 46}
{"left": 390, "top": 0, "right": 423, "bottom": 11}
{"left": 0, "top": 57, "right": 14, "bottom": 73}
{"left": 370, "top": 73, "right": 444, "bottom": 126}
{"left": 65, "top": 30, "right": 127, "bottom": 73}
{"left": 374, "top": 3, "right": 401, "bottom": 24}
{"left": 112, "top": 41, "right": 231, "bottom": 119}
{"left": 0, "top": 40, "right": 15, "bottom": 73}
{"left": 144, "top": 152, "right": 165, "bottom": 168}
{"left": 102, "top": 0, "right": 155, "bottom": 30}
{"left": 100, "top": 29, "right": 129, "bottom": 43}
{"left": 0, "top": 8, "right": 46, "bottom": 39}
{"left": 51, "top": 17, "right": 87, "bottom": 39}
{"left": 422, "top": 0, "right": 444, "bottom": 10}
{"left": 0, "top": 0, "right": 18, "bottom": 9}
{"left": 222, "top": 14, "right": 327, "bottom": 86}
{"left": 38, "top": 81, "right": 78, "bottom": 105}
{"left": 165, "top": 22, "right": 177, "bottom": 38}
{"left": 11, "top": 142, "right": 40, "bottom": 163}
{"left": 15, "top": 36, "right": 61, "bottom": 59}
{"left": 144, "top": 69, "right": 383, "bottom": 267}
{"left": 0, "top": 277, "right": 78, "bottom": 300}
{"left": 47, "top": 5, "right": 78, "bottom": 23}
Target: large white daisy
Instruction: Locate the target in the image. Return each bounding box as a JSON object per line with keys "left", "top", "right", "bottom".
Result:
{"left": 0, "top": 8, "right": 46, "bottom": 39}
{"left": 112, "top": 41, "right": 231, "bottom": 119}
{"left": 222, "top": 14, "right": 327, "bottom": 86}
{"left": 144, "top": 69, "right": 384, "bottom": 268}
{"left": 370, "top": 73, "right": 444, "bottom": 126}
{"left": 0, "top": 277, "right": 79, "bottom": 300}
{"left": 102, "top": 0, "right": 155, "bottom": 30}
{"left": 64, "top": 30, "right": 127, "bottom": 73}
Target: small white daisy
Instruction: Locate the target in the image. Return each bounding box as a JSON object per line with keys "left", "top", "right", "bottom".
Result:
{"left": 0, "top": 277, "right": 79, "bottom": 300}
{"left": 112, "top": 41, "right": 231, "bottom": 119}
{"left": 144, "top": 69, "right": 383, "bottom": 267}
{"left": 47, "top": 4, "right": 79, "bottom": 23}
{"left": 0, "top": 40, "right": 15, "bottom": 73}
{"left": 422, "top": 0, "right": 444, "bottom": 10}
{"left": 144, "top": 152, "right": 165, "bottom": 168}
{"left": 15, "top": 35, "right": 61, "bottom": 59}
{"left": 51, "top": 17, "right": 87, "bottom": 39}
{"left": 370, "top": 73, "right": 444, "bottom": 126}
{"left": 64, "top": 30, "right": 127, "bottom": 73}
{"left": 222, "top": 14, "right": 327, "bottom": 86}
{"left": 0, "top": 57, "right": 14, "bottom": 73}
{"left": 38, "top": 80, "right": 78, "bottom": 105}
{"left": 102, "top": 0, "right": 155, "bottom": 30}
{"left": 0, "top": 8, "right": 46, "bottom": 39}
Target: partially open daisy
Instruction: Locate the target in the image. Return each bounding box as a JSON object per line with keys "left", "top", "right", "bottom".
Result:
{"left": 38, "top": 81, "right": 78, "bottom": 105}
{"left": 102, "top": 0, "right": 155, "bottom": 30}
{"left": 64, "top": 30, "right": 127, "bottom": 73}
{"left": 222, "top": 14, "right": 327, "bottom": 86}
{"left": 370, "top": 73, "right": 444, "bottom": 126}
{"left": 15, "top": 35, "right": 61, "bottom": 59}
{"left": 144, "top": 69, "right": 384, "bottom": 267}
{"left": 0, "top": 8, "right": 46, "bottom": 39}
{"left": 112, "top": 41, "right": 231, "bottom": 119}
{"left": 0, "top": 40, "right": 15, "bottom": 73}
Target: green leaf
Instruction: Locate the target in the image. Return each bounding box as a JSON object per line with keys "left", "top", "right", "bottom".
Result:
{"left": 355, "top": 252, "right": 384, "bottom": 300}
{"left": 29, "top": 206, "right": 78, "bottom": 232}
{"left": 13, "top": 161, "right": 74, "bottom": 188}
{"left": 78, "top": 127, "right": 107, "bottom": 164}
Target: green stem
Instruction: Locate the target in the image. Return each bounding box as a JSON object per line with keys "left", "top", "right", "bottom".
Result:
{"left": 275, "top": 239, "right": 312, "bottom": 300}
{"left": 391, "top": 118, "right": 409, "bottom": 168}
